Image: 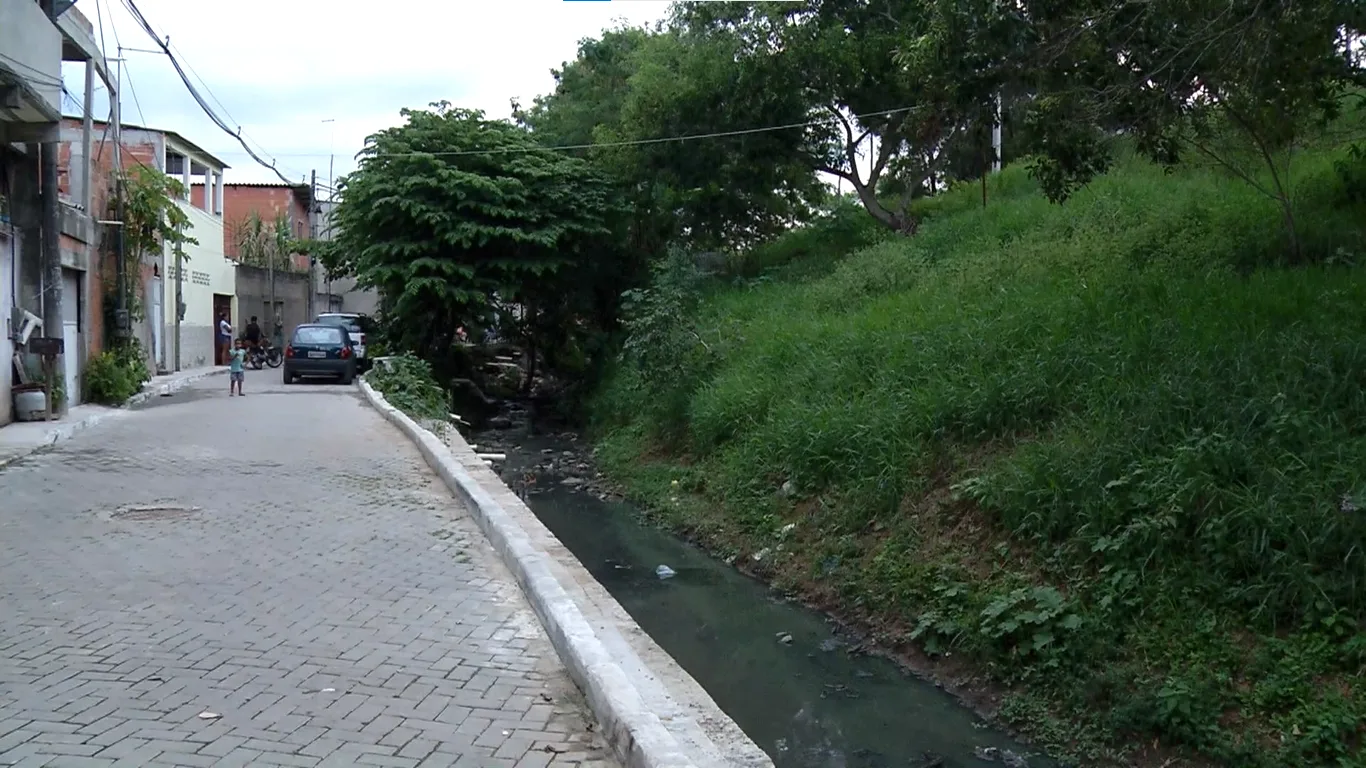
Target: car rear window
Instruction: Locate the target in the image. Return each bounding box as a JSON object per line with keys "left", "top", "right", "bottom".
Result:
{"left": 317, "top": 315, "right": 364, "bottom": 333}
{"left": 294, "top": 326, "right": 344, "bottom": 345}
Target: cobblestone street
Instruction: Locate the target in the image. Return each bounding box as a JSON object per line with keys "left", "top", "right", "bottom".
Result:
{"left": 0, "top": 371, "right": 615, "bottom": 768}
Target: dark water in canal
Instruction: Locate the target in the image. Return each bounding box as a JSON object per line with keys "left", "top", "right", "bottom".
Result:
{"left": 486, "top": 428, "right": 1061, "bottom": 768}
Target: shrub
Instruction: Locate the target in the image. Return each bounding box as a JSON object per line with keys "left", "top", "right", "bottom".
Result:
{"left": 366, "top": 354, "right": 449, "bottom": 425}
{"left": 592, "top": 138, "right": 1366, "bottom": 763}
{"left": 84, "top": 353, "right": 140, "bottom": 405}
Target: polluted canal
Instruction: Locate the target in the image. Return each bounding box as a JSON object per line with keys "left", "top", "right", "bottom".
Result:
{"left": 473, "top": 415, "right": 1060, "bottom": 768}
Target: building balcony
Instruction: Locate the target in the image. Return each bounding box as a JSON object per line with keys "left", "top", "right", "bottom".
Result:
{"left": 0, "top": 0, "right": 63, "bottom": 133}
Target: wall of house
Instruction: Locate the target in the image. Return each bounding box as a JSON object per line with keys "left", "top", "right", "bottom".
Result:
{"left": 197, "top": 184, "right": 310, "bottom": 260}
{"left": 316, "top": 274, "right": 380, "bottom": 317}
{"left": 57, "top": 122, "right": 164, "bottom": 375}
{"left": 310, "top": 198, "right": 380, "bottom": 317}
{"left": 1, "top": 225, "right": 16, "bottom": 426}
{"left": 0, "top": 0, "right": 63, "bottom": 122}
{"left": 57, "top": 121, "right": 161, "bottom": 213}
{"left": 164, "top": 202, "right": 233, "bottom": 370}
{"left": 235, "top": 265, "right": 311, "bottom": 345}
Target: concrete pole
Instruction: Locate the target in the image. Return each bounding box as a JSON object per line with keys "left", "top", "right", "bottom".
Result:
{"left": 308, "top": 169, "right": 317, "bottom": 320}
{"left": 268, "top": 225, "right": 276, "bottom": 341}
{"left": 112, "top": 57, "right": 128, "bottom": 338}
{"left": 991, "top": 91, "right": 1002, "bottom": 174}
{"left": 174, "top": 248, "right": 182, "bottom": 371}
{"left": 81, "top": 61, "right": 93, "bottom": 215}
{"left": 40, "top": 143, "right": 61, "bottom": 344}
{"left": 38, "top": 1, "right": 62, "bottom": 412}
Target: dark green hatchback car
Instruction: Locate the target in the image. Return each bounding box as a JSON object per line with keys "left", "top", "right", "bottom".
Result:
{"left": 283, "top": 324, "right": 357, "bottom": 384}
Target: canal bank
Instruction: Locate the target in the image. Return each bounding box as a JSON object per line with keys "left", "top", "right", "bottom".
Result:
{"left": 472, "top": 413, "right": 1059, "bottom": 768}
{"left": 359, "top": 379, "right": 775, "bottom": 768}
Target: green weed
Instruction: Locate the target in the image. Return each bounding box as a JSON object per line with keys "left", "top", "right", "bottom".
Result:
{"left": 593, "top": 137, "right": 1366, "bottom": 763}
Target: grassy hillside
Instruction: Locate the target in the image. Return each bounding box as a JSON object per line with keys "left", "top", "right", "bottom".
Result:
{"left": 590, "top": 132, "right": 1366, "bottom": 765}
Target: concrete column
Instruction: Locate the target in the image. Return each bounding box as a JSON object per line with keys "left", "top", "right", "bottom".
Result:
{"left": 82, "top": 60, "right": 93, "bottom": 214}
{"left": 215, "top": 171, "right": 224, "bottom": 216}
{"left": 40, "top": 142, "right": 63, "bottom": 409}
{"left": 181, "top": 158, "right": 191, "bottom": 200}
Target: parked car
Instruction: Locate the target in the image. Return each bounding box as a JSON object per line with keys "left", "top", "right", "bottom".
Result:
{"left": 283, "top": 324, "right": 357, "bottom": 385}
{"left": 313, "top": 313, "right": 373, "bottom": 371}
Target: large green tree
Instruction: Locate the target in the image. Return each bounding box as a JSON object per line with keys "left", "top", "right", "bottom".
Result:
{"left": 519, "top": 23, "right": 827, "bottom": 250}
{"left": 674, "top": 0, "right": 1017, "bottom": 233}
{"left": 323, "top": 103, "right": 622, "bottom": 384}
{"left": 1018, "top": 0, "right": 1363, "bottom": 258}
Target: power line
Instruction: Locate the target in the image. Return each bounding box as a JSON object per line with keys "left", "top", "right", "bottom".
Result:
{"left": 0, "top": 52, "right": 65, "bottom": 89}
{"left": 117, "top": 48, "right": 149, "bottom": 128}
{"left": 119, "top": 0, "right": 295, "bottom": 185}
{"left": 189, "top": 104, "right": 928, "bottom": 162}
{"left": 102, "top": 0, "right": 147, "bottom": 130}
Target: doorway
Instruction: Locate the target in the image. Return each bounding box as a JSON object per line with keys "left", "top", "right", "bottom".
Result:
{"left": 61, "top": 268, "right": 82, "bottom": 408}
{"left": 149, "top": 277, "right": 163, "bottom": 370}
{"left": 212, "top": 293, "right": 232, "bottom": 365}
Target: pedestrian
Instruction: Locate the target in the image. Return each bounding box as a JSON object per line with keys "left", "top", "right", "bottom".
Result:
{"left": 244, "top": 315, "right": 262, "bottom": 352}
{"left": 228, "top": 338, "right": 246, "bottom": 397}
{"left": 217, "top": 312, "right": 233, "bottom": 365}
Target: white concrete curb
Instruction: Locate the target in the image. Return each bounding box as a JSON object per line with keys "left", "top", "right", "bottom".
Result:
{"left": 358, "top": 378, "right": 704, "bottom": 768}
{"left": 0, "top": 368, "right": 226, "bottom": 470}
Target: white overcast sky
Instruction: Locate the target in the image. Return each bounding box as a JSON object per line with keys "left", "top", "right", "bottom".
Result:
{"left": 60, "top": 0, "right": 672, "bottom": 188}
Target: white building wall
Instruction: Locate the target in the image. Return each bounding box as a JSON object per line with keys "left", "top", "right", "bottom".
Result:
{"left": 0, "top": 227, "right": 16, "bottom": 425}
{"left": 164, "top": 202, "right": 233, "bottom": 370}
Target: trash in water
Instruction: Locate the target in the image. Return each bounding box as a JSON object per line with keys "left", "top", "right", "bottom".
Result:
{"left": 655, "top": 564, "right": 676, "bottom": 579}
{"left": 776, "top": 631, "right": 793, "bottom": 644}
{"left": 974, "top": 746, "right": 1000, "bottom": 762}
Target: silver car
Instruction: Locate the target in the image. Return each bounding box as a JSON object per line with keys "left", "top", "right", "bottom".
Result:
{"left": 313, "top": 313, "right": 372, "bottom": 371}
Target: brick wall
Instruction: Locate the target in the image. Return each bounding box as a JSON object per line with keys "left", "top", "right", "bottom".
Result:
{"left": 55, "top": 120, "right": 165, "bottom": 372}
{"left": 198, "top": 184, "right": 310, "bottom": 260}
{"left": 56, "top": 124, "right": 161, "bottom": 222}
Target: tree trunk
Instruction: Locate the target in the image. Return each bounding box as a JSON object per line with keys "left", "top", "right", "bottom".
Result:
{"left": 1278, "top": 195, "right": 1302, "bottom": 264}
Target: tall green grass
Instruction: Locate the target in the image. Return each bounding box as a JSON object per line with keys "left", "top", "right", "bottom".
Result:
{"left": 593, "top": 138, "right": 1366, "bottom": 763}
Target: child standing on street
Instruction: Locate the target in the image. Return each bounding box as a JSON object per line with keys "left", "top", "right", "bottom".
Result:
{"left": 228, "top": 338, "right": 246, "bottom": 396}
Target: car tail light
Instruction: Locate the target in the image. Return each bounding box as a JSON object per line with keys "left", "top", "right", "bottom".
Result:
{"left": 285, "top": 345, "right": 294, "bottom": 358}
{"left": 340, "top": 346, "right": 352, "bottom": 359}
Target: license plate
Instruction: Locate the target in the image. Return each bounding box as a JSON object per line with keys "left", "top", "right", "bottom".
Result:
{"left": 307, "top": 351, "right": 326, "bottom": 358}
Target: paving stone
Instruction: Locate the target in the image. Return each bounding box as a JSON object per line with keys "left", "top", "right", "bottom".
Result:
{"left": 0, "top": 375, "right": 615, "bottom": 767}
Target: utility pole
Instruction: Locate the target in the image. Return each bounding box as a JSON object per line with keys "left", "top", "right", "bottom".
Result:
{"left": 38, "top": 0, "right": 63, "bottom": 411}
{"left": 322, "top": 118, "right": 335, "bottom": 192}
{"left": 112, "top": 55, "right": 128, "bottom": 339}
{"left": 308, "top": 169, "right": 317, "bottom": 319}
{"left": 268, "top": 217, "right": 277, "bottom": 344}
{"left": 174, "top": 247, "right": 183, "bottom": 371}
{"left": 991, "top": 91, "right": 1003, "bottom": 174}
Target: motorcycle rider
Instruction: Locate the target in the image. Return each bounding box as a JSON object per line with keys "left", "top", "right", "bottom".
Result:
{"left": 244, "top": 315, "right": 262, "bottom": 352}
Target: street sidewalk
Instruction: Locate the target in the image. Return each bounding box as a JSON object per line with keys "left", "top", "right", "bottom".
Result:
{"left": 0, "top": 366, "right": 226, "bottom": 469}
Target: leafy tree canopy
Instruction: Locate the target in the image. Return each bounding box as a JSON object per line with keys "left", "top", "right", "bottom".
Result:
{"left": 323, "top": 103, "right": 621, "bottom": 369}
{"left": 519, "top": 23, "right": 828, "bottom": 249}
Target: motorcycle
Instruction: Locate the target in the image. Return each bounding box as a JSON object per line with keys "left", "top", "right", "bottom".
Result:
{"left": 247, "top": 340, "right": 283, "bottom": 369}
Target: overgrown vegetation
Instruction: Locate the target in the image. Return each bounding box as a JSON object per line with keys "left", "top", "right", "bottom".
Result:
{"left": 322, "top": 4, "right": 1366, "bottom": 763}
{"left": 365, "top": 354, "right": 450, "bottom": 426}
{"left": 593, "top": 130, "right": 1366, "bottom": 765}
{"left": 114, "top": 165, "right": 194, "bottom": 329}
{"left": 232, "top": 210, "right": 306, "bottom": 274}
{"left": 84, "top": 338, "right": 151, "bottom": 405}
